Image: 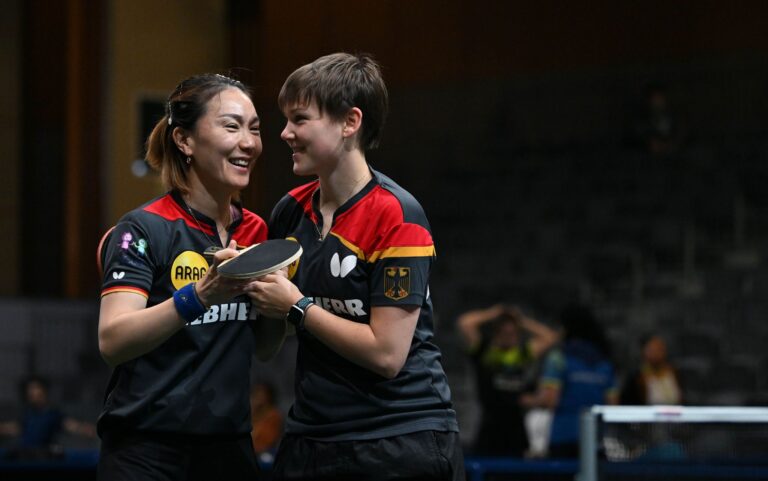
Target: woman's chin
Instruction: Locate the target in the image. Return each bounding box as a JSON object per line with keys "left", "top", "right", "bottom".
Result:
{"left": 292, "top": 163, "right": 316, "bottom": 177}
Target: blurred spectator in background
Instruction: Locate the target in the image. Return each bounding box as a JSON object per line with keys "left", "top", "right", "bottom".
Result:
{"left": 620, "top": 333, "right": 683, "bottom": 405}
{"left": 250, "top": 382, "right": 283, "bottom": 461}
{"left": 521, "top": 304, "right": 617, "bottom": 458}
{"left": 458, "top": 304, "right": 558, "bottom": 456}
{"left": 0, "top": 375, "right": 95, "bottom": 458}
{"left": 631, "top": 82, "right": 683, "bottom": 156}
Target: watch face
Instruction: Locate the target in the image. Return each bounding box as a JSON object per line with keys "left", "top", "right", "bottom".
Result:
{"left": 287, "top": 305, "right": 303, "bottom": 326}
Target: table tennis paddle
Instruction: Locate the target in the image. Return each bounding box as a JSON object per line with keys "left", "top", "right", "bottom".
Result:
{"left": 216, "top": 239, "right": 302, "bottom": 279}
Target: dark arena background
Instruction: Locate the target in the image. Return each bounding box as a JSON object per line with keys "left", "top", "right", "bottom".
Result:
{"left": 2, "top": 1, "right": 768, "bottom": 480}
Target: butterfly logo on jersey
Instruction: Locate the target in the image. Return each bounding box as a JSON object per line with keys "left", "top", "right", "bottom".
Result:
{"left": 330, "top": 253, "right": 357, "bottom": 278}
{"left": 112, "top": 271, "right": 125, "bottom": 280}
{"left": 384, "top": 267, "right": 410, "bottom": 300}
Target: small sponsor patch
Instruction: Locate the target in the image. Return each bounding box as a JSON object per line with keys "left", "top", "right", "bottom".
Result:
{"left": 384, "top": 267, "right": 410, "bottom": 301}
{"left": 119, "top": 232, "right": 133, "bottom": 250}
{"left": 171, "top": 250, "right": 208, "bottom": 290}
{"left": 132, "top": 238, "right": 148, "bottom": 255}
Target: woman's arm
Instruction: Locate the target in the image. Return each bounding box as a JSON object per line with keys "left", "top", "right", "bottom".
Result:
{"left": 519, "top": 315, "right": 559, "bottom": 358}
{"left": 63, "top": 417, "right": 97, "bottom": 438}
{"left": 456, "top": 304, "right": 506, "bottom": 349}
{"left": 99, "top": 243, "right": 244, "bottom": 367}
{"left": 520, "top": 384, "right": 561, "bottom": 410}
{"left": 304, "top": 304, "right": 418, "bottom": 379}
{"left": 247, "top": 274, "right": 418, "bottom": 379}
{"left": 98, "top": 292, "right": 185, "bottom": 367}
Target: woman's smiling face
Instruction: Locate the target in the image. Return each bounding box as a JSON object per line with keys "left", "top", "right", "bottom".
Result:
{"left": 186, "top": 87, "right": 262, "bottom": 193}
{"left": 280, "top": 100, "right": 347, "bottom": 177}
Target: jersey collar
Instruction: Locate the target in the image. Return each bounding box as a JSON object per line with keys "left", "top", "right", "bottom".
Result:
{"left": 310, "top": 166, "right": 379, "bottom": 228}
{"left": 171, "top": 190, "right": 244, "bottom": 236}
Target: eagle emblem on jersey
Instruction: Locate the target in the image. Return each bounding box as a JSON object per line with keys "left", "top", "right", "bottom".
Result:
{"left": 384, "top": 267, "right": 410, "bottom": 301}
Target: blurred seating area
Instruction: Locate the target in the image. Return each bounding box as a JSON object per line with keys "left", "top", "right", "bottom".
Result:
{"left": 0, "top": 300, "right": 104, "bottom": 452}
{"left": 373, "top": 54, "right": 768, "bottom": 454}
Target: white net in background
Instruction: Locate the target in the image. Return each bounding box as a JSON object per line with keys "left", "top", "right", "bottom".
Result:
{"left": 578, "top": 406, "right": 768, "bottom": 481}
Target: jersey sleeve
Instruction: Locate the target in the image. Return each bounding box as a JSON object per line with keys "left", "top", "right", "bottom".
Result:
{"left": 540, "top": 349, "right": 566, "bottom": 388}
{"left": 100, "top": 215, "right": 158, "bottom": 299}
{"left": 369, "top": 222, "right": 435, "bottom": 307}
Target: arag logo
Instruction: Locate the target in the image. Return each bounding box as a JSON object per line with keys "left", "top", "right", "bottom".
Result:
{"left": 171, "top": 250, "right": 208, "bottom": 289}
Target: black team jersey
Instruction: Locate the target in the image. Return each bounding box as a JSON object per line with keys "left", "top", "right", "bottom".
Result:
{"left": 98, "top": 191, "right": 267, "bottom": 436}
{"left": 269, "top": 168, "right": 459, "bottom": 441}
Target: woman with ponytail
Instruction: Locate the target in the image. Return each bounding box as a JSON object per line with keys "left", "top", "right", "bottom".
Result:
{"left": 96, "top": 73, "right": 269, "bottom": 480}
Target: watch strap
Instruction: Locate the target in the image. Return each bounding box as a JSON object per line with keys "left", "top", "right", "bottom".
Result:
{"left": 295, "top": 296, "right": 314, "bottom": 311}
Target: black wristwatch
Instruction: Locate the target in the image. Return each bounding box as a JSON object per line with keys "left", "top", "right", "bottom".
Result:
{"left": 286, "top": 297, "right": 314, "bottom": 332}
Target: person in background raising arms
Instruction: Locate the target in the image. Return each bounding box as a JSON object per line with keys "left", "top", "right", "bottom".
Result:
{"left": 458, "top": 304, "right": 558, "bottom": 457}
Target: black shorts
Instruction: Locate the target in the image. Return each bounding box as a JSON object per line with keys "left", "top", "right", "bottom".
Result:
{"left": 97, "top": 431, "right": 260, "bottom": 481}
{"left": 271, "top": 430, "right": 464, "bottom": 481}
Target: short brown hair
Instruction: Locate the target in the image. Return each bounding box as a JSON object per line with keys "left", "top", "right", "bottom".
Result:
{"left": 145, "top": 73, "right": 251, "bottom": 194}
{"left": 278, "top": 52, "right": 388, "bottom": 151}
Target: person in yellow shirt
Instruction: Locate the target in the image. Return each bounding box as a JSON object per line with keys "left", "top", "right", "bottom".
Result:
{"left": 458, "top": 304, "right": 558, "bottom": 456}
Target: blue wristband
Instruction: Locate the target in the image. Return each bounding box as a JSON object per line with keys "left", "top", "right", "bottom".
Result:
{"left": 173, "top": 282, "right": 208, "bottom": 322}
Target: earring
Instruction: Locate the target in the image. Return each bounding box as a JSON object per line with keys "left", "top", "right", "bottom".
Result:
{"left": 186, "top": 156, "right": 192, "bottom": 165}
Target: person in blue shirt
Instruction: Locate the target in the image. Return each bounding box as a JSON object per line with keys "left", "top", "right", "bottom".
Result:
{"left": 521, "top": 304, "right": 617, "bottom": 458}
{"left": 0, "top": 376, "right": 95, "bottom": 453}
